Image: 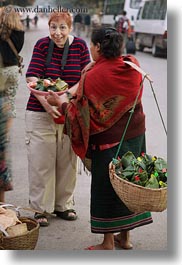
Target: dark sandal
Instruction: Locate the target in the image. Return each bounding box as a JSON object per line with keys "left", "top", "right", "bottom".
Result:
{"left": 34, "top": 213, "right": 49, "bottom": 227}
{"left": 54, "top": 209, "right": 77, "bottom": 221}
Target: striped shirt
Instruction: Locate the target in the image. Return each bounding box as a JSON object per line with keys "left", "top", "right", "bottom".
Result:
{"left": 26, "top": 36, "right": 91, "bottom": 112}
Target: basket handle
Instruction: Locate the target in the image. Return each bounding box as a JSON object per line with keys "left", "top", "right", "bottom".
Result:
{"left": 0, "top": 203, "right": 52, "bottom": 217}
{"left": 114, "top": 75, "right": 147, "bottom": 160}
{"left": 113, "top": 61, "right": 167, "bottom": 163}
{"left": 124, "top": 61, "right": 167, "bottom": 135}
{"left": 124, "top": 61, "right": 153, "bottom": 82}
{"left": 0, "top": 225, "right": 9, "bottom": 237}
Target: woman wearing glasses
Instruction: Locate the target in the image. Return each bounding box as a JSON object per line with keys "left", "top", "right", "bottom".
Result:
{"left": 47, "top": 26, "right": 153, "bottom": 250}
{"left": 25, "top": 11, "right": 90, "bottom": 226}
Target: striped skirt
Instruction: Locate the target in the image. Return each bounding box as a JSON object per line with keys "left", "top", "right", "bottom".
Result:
{"left": 90, "top": 134, "right": 153, "bottom": 234}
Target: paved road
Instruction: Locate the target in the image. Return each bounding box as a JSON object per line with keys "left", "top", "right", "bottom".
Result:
{"left": 5, "top": 17, "right": 167, "bottom": 251}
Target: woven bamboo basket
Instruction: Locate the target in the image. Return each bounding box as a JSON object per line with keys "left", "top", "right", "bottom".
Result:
{"left": 0, "top": 217, "right": 39, "bottom": 250}
{"left": 109, "top": 162, "right": 167, "bottom": 213}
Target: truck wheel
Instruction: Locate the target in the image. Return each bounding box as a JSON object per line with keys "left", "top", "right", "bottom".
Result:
{"left": 135, "top": 37, "right": 144, "bottom": 51}
{"left": 138, "top": 44, "right": 144, "bottom": 51}
{"left": 152, "top": 39, "right": 161, "bottom": 57}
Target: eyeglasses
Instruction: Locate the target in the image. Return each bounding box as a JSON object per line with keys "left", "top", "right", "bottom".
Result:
{"left": 49, "top": 24, "right": 68, "bottom": 32}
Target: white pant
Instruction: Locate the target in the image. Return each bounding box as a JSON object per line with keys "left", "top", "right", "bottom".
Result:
{"left": 25, "top": 111, "right": 77, "bottom": 213}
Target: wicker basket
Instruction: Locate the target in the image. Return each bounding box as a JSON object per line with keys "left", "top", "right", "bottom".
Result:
{"left": 0, "top": 217, "right": 39, "bottom": 250}
{"left": 109, "top": 162, "right": 167, "bottom": 213}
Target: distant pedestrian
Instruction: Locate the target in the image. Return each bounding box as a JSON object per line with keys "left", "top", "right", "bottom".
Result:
{"left": 91, "top": 14, "right": 100, "bottom": 29}
{"left": 34, "top": 14, "right": 38, "bottom": 27}
{"left": 26, "top": 15, "right": 30, "bottom": 29}
{"left": 116, "top": 10, "right": 131, "bottom": 52}
{"left": 73, "top": 13, "right": 82, "bottom": 37}
{"left": 84, "top": 14, "right": 91, "bottom": 37}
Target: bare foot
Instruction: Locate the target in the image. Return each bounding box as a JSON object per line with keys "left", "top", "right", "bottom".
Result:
{"left": 84, "top": 244, "right": 114, "bottom": 250}
{"left": 114, "top": 232, "right": 133, "bottom": 249}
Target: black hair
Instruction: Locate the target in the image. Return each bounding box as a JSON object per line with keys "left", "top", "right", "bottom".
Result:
{"left": 91, "top": 27, "right": 123, "bottom": 59}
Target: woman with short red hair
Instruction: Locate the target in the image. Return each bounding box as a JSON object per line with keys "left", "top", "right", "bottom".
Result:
{"left": 26, "top": 11, "right": 90, "bottom": 226}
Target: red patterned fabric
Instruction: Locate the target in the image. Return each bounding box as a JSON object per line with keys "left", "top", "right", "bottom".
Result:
{"left": 64, "top": 55, "right": 143, "bottom": 159}
{"left": 64, "top": 75, "right": 90, "bottom": 159}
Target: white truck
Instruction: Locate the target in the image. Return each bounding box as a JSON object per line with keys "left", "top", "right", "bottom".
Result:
{"left": 134, "top": 0, "right": 167, "bottom": 57}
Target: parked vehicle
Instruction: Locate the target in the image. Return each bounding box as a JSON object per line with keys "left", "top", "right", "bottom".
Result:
{"left": 101, "top": 0, "right": 142, "bottom": 28}
{"left": 134, "top": 0, "right": 167, "bottom": 57}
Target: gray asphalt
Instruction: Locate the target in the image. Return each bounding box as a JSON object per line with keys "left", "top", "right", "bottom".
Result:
{"left": 5, "top": 17, "right": 167, "bottom": 251}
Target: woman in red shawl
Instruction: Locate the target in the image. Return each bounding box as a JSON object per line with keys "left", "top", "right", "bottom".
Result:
{"left": 47, "top": 27, "right": 153, "bottom": 250}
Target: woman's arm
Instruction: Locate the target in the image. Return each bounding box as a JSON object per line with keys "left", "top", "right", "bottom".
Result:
{"left": 26, "top": 76, "right": 38, "bottom": 83}
{"left": 66, "top": 82, "right": 79, "bottom": 94}
{"left": 46, "top": 90, "right": 69, "bottom": 108}
{"left": 46, "top": 82, "right": 79, "bottom": 108}
{"left": 26, "top": 39, "right": 46, "bottom": 79}
{"left": 35, "top": 94, "right": 61, "bottom": 118}
{"left": 46, "top": 63, "right": 93, "bottom": 107}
